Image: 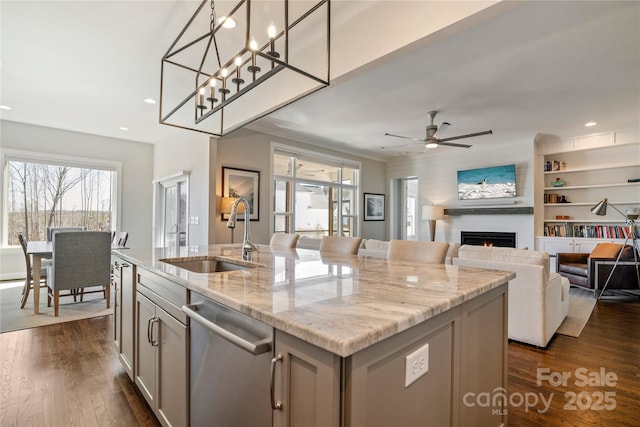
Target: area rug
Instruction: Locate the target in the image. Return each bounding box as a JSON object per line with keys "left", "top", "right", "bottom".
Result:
{"left": 0, "top": 281, "right": 112, "bottom": 333}
{"left": 556, "top": 287, "right": 597, "bottom": 338}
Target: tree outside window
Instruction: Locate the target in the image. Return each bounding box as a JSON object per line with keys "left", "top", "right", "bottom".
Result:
{"left": 6, "top": 160, "right": 114, "bottom": 244}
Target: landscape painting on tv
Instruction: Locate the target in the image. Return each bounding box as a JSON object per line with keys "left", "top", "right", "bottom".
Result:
{"left": 457, "top": 164, "right": 516, "bottom": 200}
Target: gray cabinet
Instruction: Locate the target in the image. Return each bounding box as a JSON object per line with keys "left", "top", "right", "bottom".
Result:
{"left": 112, "top": 255, "right": 135, "bottom": 380}
{"left": 273, "top": 284, "right": 508, "bottom": 427}
{"left": 135, "top": 268, "right": 189, "bottom": 427}
{"left": 273, "top": 331, "right": 341, "bottom": 427}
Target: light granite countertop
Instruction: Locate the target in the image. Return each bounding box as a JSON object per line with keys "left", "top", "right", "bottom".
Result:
{"left": 113, "top": 244, "right": 514, "bottom": 357}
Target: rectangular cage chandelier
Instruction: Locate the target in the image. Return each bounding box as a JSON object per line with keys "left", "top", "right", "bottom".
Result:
{"left": 160, "top": 0, "right": 330, "bottom": 137}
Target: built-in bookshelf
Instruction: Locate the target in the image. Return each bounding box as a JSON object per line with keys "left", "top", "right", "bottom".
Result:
{"left": 536, "top": 129, "right": 639, "bottom": 255}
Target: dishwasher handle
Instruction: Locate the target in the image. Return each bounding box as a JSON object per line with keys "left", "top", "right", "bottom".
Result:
{"left": 182, "top": 303, "right": 272, "bottom": 356}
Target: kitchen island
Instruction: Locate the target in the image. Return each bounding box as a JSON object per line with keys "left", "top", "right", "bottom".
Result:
{"left": 112, "top": 244, "right": 514, "bottom": 427}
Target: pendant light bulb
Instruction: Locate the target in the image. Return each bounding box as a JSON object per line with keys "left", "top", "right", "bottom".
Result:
{"left": 249, "top": 39, "right": 258, "bottom": 51}
{"left": 235, "top": 56, "right": 242, "bottom": 67}
{"left": 268, "top": 24, "right": 276, "bottom": 39}
{"left": 218, "top": 16, "right": 237, "bottom": 29}
{"left": 221, "top": 68, "right": 228, "bottom": 78}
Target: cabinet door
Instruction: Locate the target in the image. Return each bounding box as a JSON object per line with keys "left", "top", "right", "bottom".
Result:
{"left": 135, "top": 292, "right": 157, "bottom": 409}
{"left": 120, "top": 262, "right": 135, "bottom": 379}
{"left": 156, "top": 307, "right": 189, "bottom": 427}
{"left": 273, "top": 331, "right": 341, "bottom": 427}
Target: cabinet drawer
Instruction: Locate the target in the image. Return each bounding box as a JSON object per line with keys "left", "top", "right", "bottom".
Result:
{"left": 137, "top": 268, "right": 188, "bottom": 324}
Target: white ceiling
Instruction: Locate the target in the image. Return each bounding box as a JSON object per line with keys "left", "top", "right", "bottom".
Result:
{"left": 2, "top": 1, "right": 639, "bottom": 162}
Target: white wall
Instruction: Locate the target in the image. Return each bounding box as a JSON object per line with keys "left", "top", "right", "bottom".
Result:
{"left": 387, "top": 137, "right": 535, "bottom": 249}
{"left": 153, "top": 137, "right": 211, "bottom": 246}
{"left": 211, "top": 129, "right": 387, "bottom": 244}
{"left": 0, "top": 120, "right": 153, "bottom": 279}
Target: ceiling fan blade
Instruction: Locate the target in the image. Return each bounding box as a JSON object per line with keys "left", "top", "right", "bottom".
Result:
{"left": 433, "top": 122, "right": 450, "bottom": 139}
{"left": 438, "top": 130, "right": 493, "bottom": 142}
{"left": 384, "top": 133, "right": 427, "bottom": 142}
{"left": 381, "top": 143, "right": 418, "bottom": 150}
{"left": 437, "top": 141, "right": 472, "bottom": 148}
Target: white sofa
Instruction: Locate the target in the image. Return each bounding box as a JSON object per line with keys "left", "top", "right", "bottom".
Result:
{"left": 453, "top": 245, "right": 570, "bottom": 347}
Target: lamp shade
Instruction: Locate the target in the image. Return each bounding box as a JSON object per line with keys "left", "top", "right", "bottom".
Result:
{"left": 422, "top": 205, "right": 445, "bottom": 220}
{"left": 220, "top": 197, "right": 243, "bottom": 214}
{"left": 590, "top": 198, "right": 608, "bottom": 216}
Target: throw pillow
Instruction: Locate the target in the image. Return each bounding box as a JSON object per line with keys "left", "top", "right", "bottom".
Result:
{"left": 589, "top": 243, "right": 623, "bottom": 259}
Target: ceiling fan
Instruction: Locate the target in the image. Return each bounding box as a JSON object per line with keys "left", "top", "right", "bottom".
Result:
{"left": 382, "top": 110, "right": 493, "bottom": 151}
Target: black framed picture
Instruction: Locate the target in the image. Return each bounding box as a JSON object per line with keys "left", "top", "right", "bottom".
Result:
{"left": 222, "top": 166, "right": 260, "bottom": 221}
{"left": 364, "top": 193, "right": 385, "bottom": 221}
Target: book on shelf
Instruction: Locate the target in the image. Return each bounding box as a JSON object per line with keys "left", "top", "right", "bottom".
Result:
{"left": 543, "top": 223, "right": 638, "bottom": 239}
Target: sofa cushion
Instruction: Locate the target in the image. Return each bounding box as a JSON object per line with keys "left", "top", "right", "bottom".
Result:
{"left": 558, "top": 262, "right": 588, "bottom": 277}
{"left": 457, "top": 245, "right": 550, "bottom": 281}
{"left": 589, "top": 243, "right": 623, "bottom": 259}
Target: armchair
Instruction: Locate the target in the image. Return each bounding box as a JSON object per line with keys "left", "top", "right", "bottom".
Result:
{"left": 453, "top": 245, "right": 570, "bottom": 347}
{"left": 47, "top": 231, "right": 111, "bottom": 316}
{"left": 557, "top": 243, "right": 639, "bottom": 294}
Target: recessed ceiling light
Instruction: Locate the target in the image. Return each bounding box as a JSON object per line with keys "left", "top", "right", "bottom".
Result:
{"left": 120, "top": 127, "right": 129, "bottom": 131}
{"left": 0, "top": 105, "right": 12, "bottom": 110}
{"left": 144, "top": 98, "right": 157, "bottom": 104}
{"left": 585, "top": 121, "right": 597, "bottom": 127}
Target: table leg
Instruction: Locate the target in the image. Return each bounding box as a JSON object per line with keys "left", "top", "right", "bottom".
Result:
{"left": 33, "top": 255, "right": 41, "bottom": 314}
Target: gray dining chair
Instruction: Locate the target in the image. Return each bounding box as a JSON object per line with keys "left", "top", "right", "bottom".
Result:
{"left": 47, "top": 231, "right": 111, "bottom": 316}
{"left": 46, "top": 226, "right": 86, "bottom": 241}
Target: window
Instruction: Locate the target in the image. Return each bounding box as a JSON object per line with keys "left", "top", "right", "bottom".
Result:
{"left": 273, "top": 148, "right": 360, "bottom": 238}
{"left": 2, "top": 150, "right": 120, "bottom": 246}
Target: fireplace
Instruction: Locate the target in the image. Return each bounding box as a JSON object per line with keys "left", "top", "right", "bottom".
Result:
{"left": 461, "top": 231, "right": 516, "bottom": 248}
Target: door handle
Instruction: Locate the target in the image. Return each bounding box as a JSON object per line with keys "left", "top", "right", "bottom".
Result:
{"left": 270, "top": 354, "right": 283, "bottom": 411}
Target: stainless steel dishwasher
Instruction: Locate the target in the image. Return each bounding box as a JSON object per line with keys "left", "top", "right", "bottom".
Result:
{"left": 183, "top": 293, "right": 273, "bottom": 427}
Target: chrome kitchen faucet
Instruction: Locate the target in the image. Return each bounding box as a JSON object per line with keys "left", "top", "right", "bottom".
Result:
{"left": 226, "top": 198, "right": 256, "bottom": 258}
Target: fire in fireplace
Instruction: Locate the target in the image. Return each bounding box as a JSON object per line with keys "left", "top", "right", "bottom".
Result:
{"left": 461, "top": 231, "right": 516, "bottom": 248}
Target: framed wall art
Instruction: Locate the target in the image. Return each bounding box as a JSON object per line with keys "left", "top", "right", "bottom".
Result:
{"left": 222, "top": 166, "right": 260, "bottom": 221}
{"left": 364, "top": 193, "right": 385, "bottom": 221}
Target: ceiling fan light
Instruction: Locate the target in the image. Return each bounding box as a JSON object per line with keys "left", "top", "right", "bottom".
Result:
{"left": 425, "top": 142, "right": 438, "bottom": 149}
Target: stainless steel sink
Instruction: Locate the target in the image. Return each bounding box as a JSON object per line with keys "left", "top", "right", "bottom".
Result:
{"left": 159, "top": 256, "right": 257, "bottom": 273}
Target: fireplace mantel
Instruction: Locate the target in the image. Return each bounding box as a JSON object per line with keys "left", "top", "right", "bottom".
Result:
{"left": 444, "top": 207, "right": 533, "bottom": 215}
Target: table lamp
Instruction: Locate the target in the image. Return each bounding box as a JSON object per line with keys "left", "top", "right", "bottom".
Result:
{"left": 422, "top": 205, "right": 445, "bottom": 242}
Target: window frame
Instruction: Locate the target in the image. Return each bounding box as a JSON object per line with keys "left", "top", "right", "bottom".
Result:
{"left": 270, "top": 142, "right": 361, "bottom": 238}
{"left": 0, "top": 148, "right": 122, "bottom": 247}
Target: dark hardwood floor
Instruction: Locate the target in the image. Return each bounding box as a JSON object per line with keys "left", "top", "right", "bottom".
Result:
{"left": 1, "top": 299, "right": 639, "bottom": 426}
{"left": 508, "top": 299, "right": 640, "bottom": 426}
{"left": 0, "top": 315, "right": 159, "bottom": 427}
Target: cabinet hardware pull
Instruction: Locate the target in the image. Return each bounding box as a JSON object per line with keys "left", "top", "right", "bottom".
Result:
{"left": 270, "top": 354, "right": 283, "bottom": 411}
{"left": 147, "top": 317, "right": 153, "bottom": 344}
{"left": 122, "top": 263, "right": 130, "bottom": 268}
{"left": 114, "top": 288, "right": 119, "bottom": 308}
{"left": 150, "top": 317, "right": 159, "bottom": 347}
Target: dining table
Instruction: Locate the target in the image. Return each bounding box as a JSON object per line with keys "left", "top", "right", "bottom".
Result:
{"left": 26, "top": 240, "right": 127, "bottom": 314}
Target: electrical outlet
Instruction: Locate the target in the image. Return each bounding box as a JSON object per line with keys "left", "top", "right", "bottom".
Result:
{"left": 405, "top": 343, "right": 429, "bottom": 387}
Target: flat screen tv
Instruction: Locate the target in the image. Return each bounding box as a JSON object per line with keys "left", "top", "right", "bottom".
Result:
{"left": 457, "top": 164, "right": 516, "bottom": 200}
